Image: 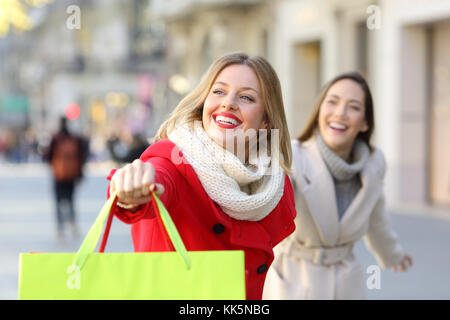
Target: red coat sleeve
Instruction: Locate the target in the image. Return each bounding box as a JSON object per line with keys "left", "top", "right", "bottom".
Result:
{"left": 106, "top": 157, "right": 179, "bottom": 224}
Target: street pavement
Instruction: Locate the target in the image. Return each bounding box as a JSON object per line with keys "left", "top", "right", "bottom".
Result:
{"left": 1, "top": 163, "right": 449, "bottom": 300}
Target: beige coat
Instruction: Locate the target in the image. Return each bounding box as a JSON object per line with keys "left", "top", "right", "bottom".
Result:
{"left": 263, "top": 138, "right": 405, "bottom": 300}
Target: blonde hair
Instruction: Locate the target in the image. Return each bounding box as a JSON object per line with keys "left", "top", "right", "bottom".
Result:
{"left": 155, "top": 52, "right": 292, "bottom": 174}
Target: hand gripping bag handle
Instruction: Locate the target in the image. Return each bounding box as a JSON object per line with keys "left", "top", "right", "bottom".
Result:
{"left": 98, "top": 194, "right": 172, "bottom": 253}
{"left": 72, "top": 192, "right": 191, "bottom": 270}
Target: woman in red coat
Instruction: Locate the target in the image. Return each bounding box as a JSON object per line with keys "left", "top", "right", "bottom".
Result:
{"left": 107, "top": 52, "right": 296, "bottom": 300}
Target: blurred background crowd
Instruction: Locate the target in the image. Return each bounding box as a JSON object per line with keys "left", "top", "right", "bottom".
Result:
{"left": 1, "top": 0, "right": 449, "bottom": 209}
{"left": 0, "top": 0, "right": 171, "bottom": 166}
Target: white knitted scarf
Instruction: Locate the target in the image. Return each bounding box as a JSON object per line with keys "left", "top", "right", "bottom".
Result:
{"left": 168, "top": 123, "right": 285, "bottom": 221}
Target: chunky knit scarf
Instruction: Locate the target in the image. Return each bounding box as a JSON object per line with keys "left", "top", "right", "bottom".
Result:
{"left": 168, "top": 124, "right": 285, "bottom": 221}
{"left": 316, "top": 133, "right": 370, "bottom": 219}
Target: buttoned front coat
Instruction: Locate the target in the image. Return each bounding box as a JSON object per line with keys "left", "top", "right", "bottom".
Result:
{"left": 107, "top": 139, "right": 297, "bottom": 300}
{"left": 262, "top": 138, "right": 405, "bottom": 300}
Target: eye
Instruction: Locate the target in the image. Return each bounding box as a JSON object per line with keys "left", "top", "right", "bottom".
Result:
{"left": 241, "top": 95, "right": 255, "bottom": 102}
{"left": 212, "top": 89, "right": 225, "bottom": 95}
{"left": 327, "top": 99, "right": 337, "bottom": 105}
{"left": 350, "top": 105, "right": 361, "bottom": 111}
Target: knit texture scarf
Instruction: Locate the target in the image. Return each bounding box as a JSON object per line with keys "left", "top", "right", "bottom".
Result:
{"left": 316, "top": 133, "right": 370, "bottom": 219}
{"left": 168, "top": 124, "right": 285, "bottom": 221}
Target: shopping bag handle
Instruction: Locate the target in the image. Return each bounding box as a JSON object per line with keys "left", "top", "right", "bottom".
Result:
{"left": 72, "top": 192, "right": 192, "bottom": 270}
{"left": 149, "top": 191, "right": 191, "bottom": 270}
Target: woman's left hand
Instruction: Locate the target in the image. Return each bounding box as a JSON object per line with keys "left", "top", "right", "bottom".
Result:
{"left": 392, "top": 254, "right": 413, "bottom": 272}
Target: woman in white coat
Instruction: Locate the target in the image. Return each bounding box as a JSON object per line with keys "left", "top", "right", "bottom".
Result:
{"left": 263, "top": 72, "right": 413, "bottom": 300}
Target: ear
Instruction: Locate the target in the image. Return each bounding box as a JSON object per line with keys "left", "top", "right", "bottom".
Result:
{"left": 260, "top": 119, "right": 269, "bottom": 130}
{"left": 360, "top": 119, "right": 369, "bottom": 133}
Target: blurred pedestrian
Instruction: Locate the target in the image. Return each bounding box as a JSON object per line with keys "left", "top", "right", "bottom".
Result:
{"left": 106, "top": 133, "right": 149, "bottom": 164}
{"left": 44, "top": 117, "right": 87, "bottom": 239}
{"left": 106, "top": 52, "right": 297, "bottom": 300}
{"left": 263, "top": 72, "right": 413, "bottom": 300}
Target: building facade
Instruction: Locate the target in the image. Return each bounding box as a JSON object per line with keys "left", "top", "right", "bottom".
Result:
{"left": 150, "top": 0, "right": 272, "bottom": 87}
{"left": 0, "top": 0, "right": 168, "bottom": 161}
{"left": 153, "top": 0, "right": 450, "bottom": 210}
{"left": 271, "top": 0, "right": 450, "bottom": 208}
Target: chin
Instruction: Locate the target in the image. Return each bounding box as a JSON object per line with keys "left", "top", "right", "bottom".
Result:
{"left": 323, "top": 137, "right": 347, "bottom": 150}
{"left": 206, "top": 128, "right": 227, "bottom": 147}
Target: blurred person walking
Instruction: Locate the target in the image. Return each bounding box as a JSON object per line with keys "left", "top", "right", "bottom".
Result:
{"left": 263, "top": 72, "right": 413, "bottom": 300}
{"left": 107, "top": 133, "right": 149, "bottom": 164}
{"left": 44, "top": 117, "right": 87, "bottom": 239}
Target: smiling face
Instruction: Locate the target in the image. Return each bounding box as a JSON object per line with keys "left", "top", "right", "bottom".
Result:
{"left": 202, "top": 64, "right": 268, "bottom": 149}
{"left": 318, "top": 79, "right": 368, "bottom": 160}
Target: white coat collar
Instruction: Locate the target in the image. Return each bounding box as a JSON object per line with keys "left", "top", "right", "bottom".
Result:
{"left": 295, "top": 138, "right": 384, "bottom": 246}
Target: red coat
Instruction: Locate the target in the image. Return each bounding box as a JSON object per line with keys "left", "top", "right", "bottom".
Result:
{"left": 107, "top": 139, "right": 296, "bottom": 300}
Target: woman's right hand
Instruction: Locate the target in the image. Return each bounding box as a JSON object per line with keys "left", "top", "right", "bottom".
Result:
{"left": 392, "top": 254, "right": 413, "bottom": 272}
{"left": 110, "top": 159, "right": 165, "bottom": 207}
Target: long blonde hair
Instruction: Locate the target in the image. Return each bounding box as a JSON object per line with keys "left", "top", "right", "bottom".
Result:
{"left": 155, "top": 52, "right": 292, "bottom": 174}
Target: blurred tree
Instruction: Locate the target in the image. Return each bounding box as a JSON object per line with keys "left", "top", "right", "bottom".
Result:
{"left": 0, "top": 0, "right": 54, "bottom": 37}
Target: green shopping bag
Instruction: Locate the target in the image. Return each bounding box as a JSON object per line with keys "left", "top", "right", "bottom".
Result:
{"left": 18, "top": 192, "right": 246, "bottom": 300}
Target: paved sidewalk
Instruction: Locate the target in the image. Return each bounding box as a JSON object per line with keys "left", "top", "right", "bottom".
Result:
{"left": 354, "top": 211, "right": 450, "bottom": 299}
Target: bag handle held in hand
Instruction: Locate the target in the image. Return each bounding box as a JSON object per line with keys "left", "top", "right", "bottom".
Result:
{"left": 72, "top": 192, "right": 191, "bottom": 270}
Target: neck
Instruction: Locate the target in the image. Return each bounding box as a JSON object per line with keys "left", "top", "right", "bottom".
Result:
{"left": 316, "top": 134, "right": 370, "bottom": 181}
{"left": 316, "top": 132, "right": 354, "bottom": 162}
{"left": 334, "top": 145, "right": 352, "bottom": 162}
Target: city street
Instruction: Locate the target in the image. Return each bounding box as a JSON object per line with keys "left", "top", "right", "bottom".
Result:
{"left": 1, "top": 163, "right": 449, "bottom": 300}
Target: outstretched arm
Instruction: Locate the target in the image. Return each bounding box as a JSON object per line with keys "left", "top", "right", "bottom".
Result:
{"left": 363, "top": 193, "right": 413, "bottom": 272}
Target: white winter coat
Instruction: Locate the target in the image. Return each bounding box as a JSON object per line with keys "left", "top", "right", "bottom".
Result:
{"left": 263, "top": 138, "right": 404, "bottom": 300}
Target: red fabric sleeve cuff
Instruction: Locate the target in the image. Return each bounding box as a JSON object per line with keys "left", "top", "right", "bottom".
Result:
{"left": 107, "top": 168, "right": 117, "bottom": 181}
{"left": 106, "top": 168, "right": 159, "bottom": 224}
{"left": 112, "top": 201, "right": 152, "bottom": 224}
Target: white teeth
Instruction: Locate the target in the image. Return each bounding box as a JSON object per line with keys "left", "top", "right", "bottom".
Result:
{"left": 215, "top": 115, "right": 239, "bottom": 126}
{"left": 329, "top": 122, "right": 347, "bottom": 130}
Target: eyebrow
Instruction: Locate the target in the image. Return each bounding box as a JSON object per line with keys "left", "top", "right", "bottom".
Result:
{"left": 326, "top": 94, "right": 362, "bottom": 105}
{"left": 213, "top": 81, "right": 260, "bottom": 94}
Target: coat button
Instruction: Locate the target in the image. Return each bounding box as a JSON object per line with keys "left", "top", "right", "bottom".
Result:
{"left": 212, "top": 223, "right": 225, "bottom": 234}
{"left": 257, "top": 264, "right": 268, "bottom": 274}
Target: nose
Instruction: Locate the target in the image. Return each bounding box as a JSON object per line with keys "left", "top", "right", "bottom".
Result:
{"left": 220, "top": 101, "right": 238, "bottom": 110}
{"left": 220, "top": 95, "right": 238, "bottom": 110}
{"left": 334, "top": 103, "right": 348, "bottom": 117}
